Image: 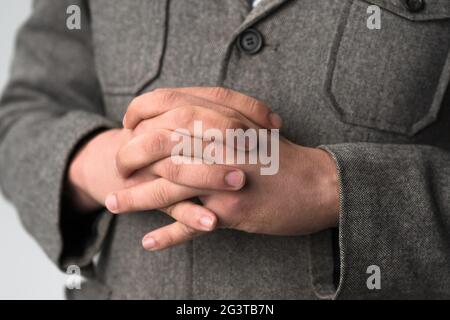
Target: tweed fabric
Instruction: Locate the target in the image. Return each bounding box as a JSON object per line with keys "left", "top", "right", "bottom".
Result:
{"left": 0, "top": 0, "right": 449, "bottom": 299}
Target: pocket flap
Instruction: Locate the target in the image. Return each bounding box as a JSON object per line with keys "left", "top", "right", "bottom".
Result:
{"left": 90, "top": 0, "right": 168, "bottom": 95}
{"left": 325, "top": 0, "right": 450, "bottom": 135}
{"left": 365, "top": 0, "right": 450, "bottom": 21}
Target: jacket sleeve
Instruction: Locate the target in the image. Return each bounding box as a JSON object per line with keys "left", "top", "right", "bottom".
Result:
{"left": 319, "top": 143, "right": 450, "bottom": 299}
{"left": 0, "top": 0, "right": 117, "bottom": 270}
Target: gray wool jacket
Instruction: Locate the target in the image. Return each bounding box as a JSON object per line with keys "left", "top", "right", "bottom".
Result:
{"left": 0, "top": 0, "right": 449, "bottom": 299}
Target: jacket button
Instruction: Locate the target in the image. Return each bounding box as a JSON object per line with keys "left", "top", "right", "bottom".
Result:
{"left": 405, "top": 0, "right": 425, "bottom": 12}
{"left": 237, "top": 28, "right": 264, "bottom": 55}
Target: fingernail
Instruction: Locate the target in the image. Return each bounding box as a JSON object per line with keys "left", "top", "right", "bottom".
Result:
{"left": 225, "top": 171, "right": 244, "bottom": 188}
{"left": 199, "top": 215, "right": 214, "bottom": 230}
{"left": 143, "top": 236, "right": 157, "bottom": 250}
{"left": 122, "top": 114, "right": 127, "bottom": 127}
{"left": 105, "top": 194, "right": 118, "bottom": 213}
{"left": 269, "top": 112, "right": 283, "bottom": 128}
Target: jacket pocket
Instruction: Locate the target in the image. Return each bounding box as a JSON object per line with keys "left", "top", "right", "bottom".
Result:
{"left": 89, "top": 0, "right": 168, "bottom": 95}
{"left": 325, "top": 0, "right": 450, "bottom": 135}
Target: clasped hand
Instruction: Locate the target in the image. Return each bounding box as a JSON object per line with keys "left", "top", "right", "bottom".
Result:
{"left": 68, "top": 87, "right": 339, "bottom": 251}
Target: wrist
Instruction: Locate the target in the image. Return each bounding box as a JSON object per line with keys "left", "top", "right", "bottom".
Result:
{"left": 68, "top": 150, "right": 99, "bottom": 212}
{"left": 311, "top": 148, "right": 340, "bottom": 228}
{"left": 67, "top": 129, "right": 117, "bottom": 212}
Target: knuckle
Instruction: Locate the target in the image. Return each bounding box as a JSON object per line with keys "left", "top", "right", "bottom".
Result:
{"left": 164, "top": 229, "right": 177, "bottom": 247}
{"left": 173, "top": 107, "right": 196, "bottom": 126}
{"left": 227, "top": 194, "right": 243, "bottom": 213}
{"left": 246, "top": 98, "right": 269, "bottom": 117}
{"left": 153, "top": 89, "right": 179, "bottom": 107}
{"left": 118, "top": 190, "right": 135, "bottom": 211}
{"left": 210, "top": 87, "right": 232, "bottom": 101}
{"left": 201, "top": 168, "right": 215, "bottom": 187}
{"left": 143, "top": 131, "right": 167, "bottom": 154}
{"left": 151, "top": 88, "right": 165, "bottom": 95}
{"left": 165, "top": 162, "right": 182, "bottom": 182}
{"left": 180, "top": 223, "right": 197, "bottom": 238}
{"left": 152, "top": 183, "right": 171, "bottom": 207}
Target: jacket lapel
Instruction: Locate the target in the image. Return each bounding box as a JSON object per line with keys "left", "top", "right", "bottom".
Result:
{"left": 239, "top": 0, "right": 291, "bottom": 33}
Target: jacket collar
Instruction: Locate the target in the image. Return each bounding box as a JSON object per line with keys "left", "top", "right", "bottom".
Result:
{"left": 240, "top": 0, "right": 290, "bottom": 33}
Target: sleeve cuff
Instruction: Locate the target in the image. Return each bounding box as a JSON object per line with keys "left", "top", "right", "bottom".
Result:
{"left": 1, "top": 110, "right": 117, "bottom": 270}
{"left": 313, "top": 143, "right": 449, "bottom": 299}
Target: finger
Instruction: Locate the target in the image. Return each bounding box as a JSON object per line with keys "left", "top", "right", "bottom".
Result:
{"left": 172, "top": 87, "right": 282, "bottom": 129}
{"left": 142, "top": 221, "right": 204, "bottom": 251}
{"left": 104, "top": 178, "right": 208, "bottom": 214}
{"left": 134, "top": 106, "right": 249, "bottom": 140}
{"left": 160, "top": 201, "right": 217, "bottom": 231}
{"left": 150, "top": 157, "right": 245, "bottom": 191}
{"left": 116, "top": 129, "right": 210, "bottom": 177}
{"left": 124, "top": 90, "right": 246, "bottom": 129}
{"left": 124, "top": 88, "right": 281, "bottom": 130}
{"left": 134, "top": 106, "right": 256, "bottom": 152}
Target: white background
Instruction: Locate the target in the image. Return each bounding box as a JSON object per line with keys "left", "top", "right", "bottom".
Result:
{"left": 0, "top": 1, "right": 66, "bottom": 300}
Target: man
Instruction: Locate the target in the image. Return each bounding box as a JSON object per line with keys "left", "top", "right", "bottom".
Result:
{"left": 0, "top": 0, "right": 449, "bottom": 299}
